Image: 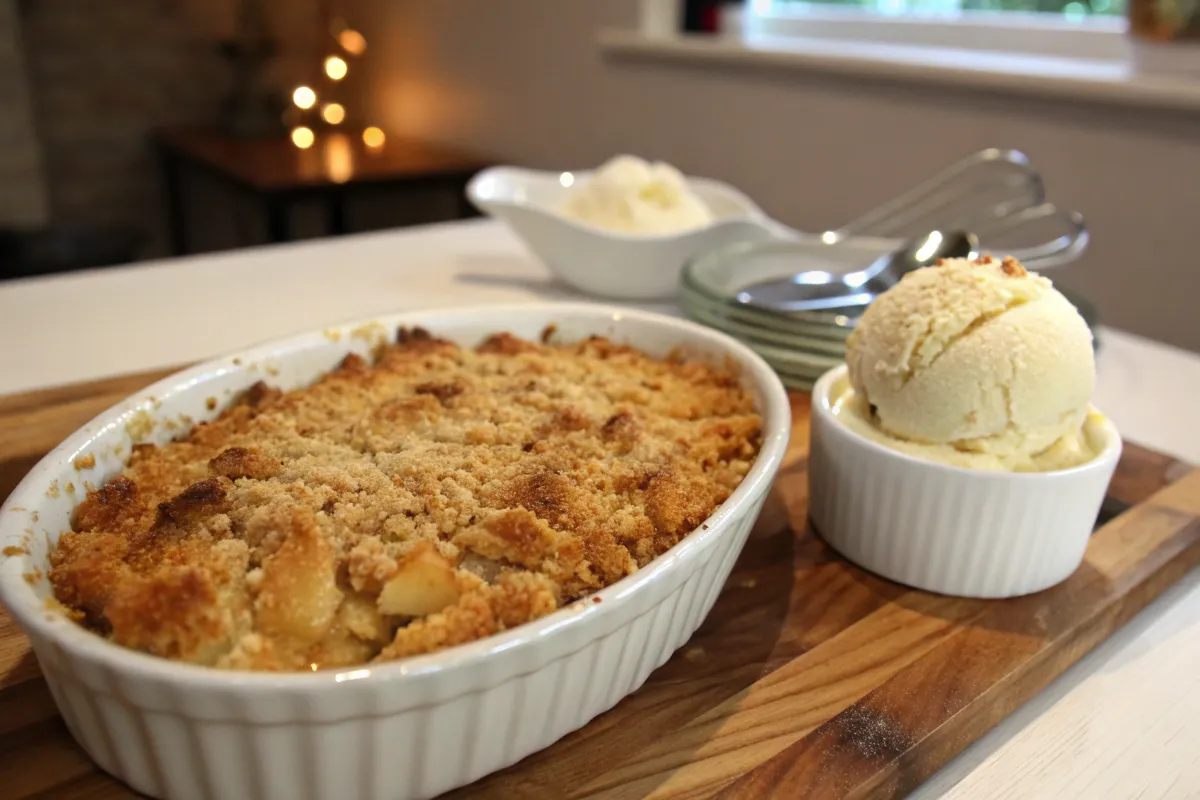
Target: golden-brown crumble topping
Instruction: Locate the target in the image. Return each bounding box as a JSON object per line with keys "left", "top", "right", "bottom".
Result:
{"left": 49, "top": 329, "right": 761, "bottom": 671}
{"left": 1000, "top": 255, "right": 1027, "bottom": 276}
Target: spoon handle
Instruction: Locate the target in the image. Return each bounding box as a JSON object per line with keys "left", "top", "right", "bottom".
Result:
{"left": 831, "top": 149, "right": 1045, "bottom": 242}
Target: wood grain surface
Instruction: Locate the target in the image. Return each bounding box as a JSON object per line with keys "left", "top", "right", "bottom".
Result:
{"left": 0, "top": 368, "right": 1197, "bottom": 800}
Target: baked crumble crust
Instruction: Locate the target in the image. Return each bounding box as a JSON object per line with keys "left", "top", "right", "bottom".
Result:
{"left": 49, "top": 329, "right": 762, "bottom": 671}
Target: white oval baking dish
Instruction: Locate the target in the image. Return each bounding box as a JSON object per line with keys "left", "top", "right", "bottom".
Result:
{"left": 0, "top": 303, "right": 791, "bottom": 800}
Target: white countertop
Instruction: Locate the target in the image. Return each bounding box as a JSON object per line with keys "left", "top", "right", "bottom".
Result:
{"left": 2, "top": 219, "right": 1197, "bottom": 797}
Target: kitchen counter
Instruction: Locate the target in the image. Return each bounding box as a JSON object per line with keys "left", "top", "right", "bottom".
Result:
{"left": 1, "top": 219, "right": 1196, "bottom": 798}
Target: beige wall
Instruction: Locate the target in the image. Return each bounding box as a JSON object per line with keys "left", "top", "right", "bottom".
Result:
{"left": 354, "top": 0, "right": 1200, "bottom": 352}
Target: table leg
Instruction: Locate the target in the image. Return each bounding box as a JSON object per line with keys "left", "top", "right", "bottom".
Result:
{"left": 160, "top": 150, "right": 187, "bottom": 256}
{"left": 326, "top": 193, "right": 347, "bottom": 236}
{"left": 455, "top": 177, "right": 478, "bottom": 220}
{"left": 266, "top": 196, "right": 289, "bottom": 243}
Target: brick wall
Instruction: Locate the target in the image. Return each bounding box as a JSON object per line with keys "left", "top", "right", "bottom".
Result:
{"left": 17, "top": 0, "right": 319, "bottom": 256}
{"left": 0, "top": 0, "right": 48, "bottom": 227}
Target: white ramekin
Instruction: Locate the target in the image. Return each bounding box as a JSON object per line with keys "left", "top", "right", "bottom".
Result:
{"left": 0, "top": 303, "right": 790, "bottom": 800}
{"left": 809, "top": 365, "right": 1121, "bottom": 599}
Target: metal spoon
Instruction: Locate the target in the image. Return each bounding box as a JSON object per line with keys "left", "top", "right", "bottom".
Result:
{"left": 736, "top": 230, "right": 979, "bottom": 313}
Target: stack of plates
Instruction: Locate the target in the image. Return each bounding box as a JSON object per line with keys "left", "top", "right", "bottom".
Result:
{"left": 680, "top": 237, "right": 1099, "bottom": 391}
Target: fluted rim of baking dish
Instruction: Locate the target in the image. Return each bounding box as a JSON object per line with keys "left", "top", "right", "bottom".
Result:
{"left": 0, "top": 302, "right": 791, "bottom": 694}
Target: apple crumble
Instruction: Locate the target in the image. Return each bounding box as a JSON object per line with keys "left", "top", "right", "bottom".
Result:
{"left": 49, "top": 328, "right": 761, "bottom": 672}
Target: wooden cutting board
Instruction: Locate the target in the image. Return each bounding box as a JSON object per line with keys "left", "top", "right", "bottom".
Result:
{"left": 1, "top": 368, "right": 1198, "bottom": 800}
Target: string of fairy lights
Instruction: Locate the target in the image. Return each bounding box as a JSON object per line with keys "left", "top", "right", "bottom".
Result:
{"left": 287, "top": 20, "right": 385, "bottom": 151}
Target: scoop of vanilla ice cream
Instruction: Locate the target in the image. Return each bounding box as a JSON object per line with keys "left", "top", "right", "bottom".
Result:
{"left": 561, "top": 155, "right": 714, "bottom": 234}
{"left": 845, "top": 256, "right": 1095, "bottom": 461}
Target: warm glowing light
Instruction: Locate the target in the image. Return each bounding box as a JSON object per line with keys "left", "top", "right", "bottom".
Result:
{"left": 338, "top": 29, "right": 367, "bottom": 56}
{"left": 324, "top": 133, "right": 353, "bottom": 183}
{"left": 291, "top": 126, "right": 315, "bottom": 149}
{"left": 321, "top": 103, "right": 346, "bottom": 125}
{"left": 559, "top": 172, "right": 575, "bottom": 188}
{"left": 292, "top": 86, "right": 316, "bottom": 109}
{"left": 324, "top": 56, "right": 348, "bottom": 80}
{"left": 362, "top": 126, "right": 385, "bottom": 149}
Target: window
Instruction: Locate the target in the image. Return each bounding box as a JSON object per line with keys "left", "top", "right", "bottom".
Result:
{"left": 742, "top": 0, "right": 1129, "bottom": 62}
{"left": 620, "top": 0, "right": 1195, "bottom": 107}
{"left": 771, "top": 0, "right": 1124, "bottom": 19}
